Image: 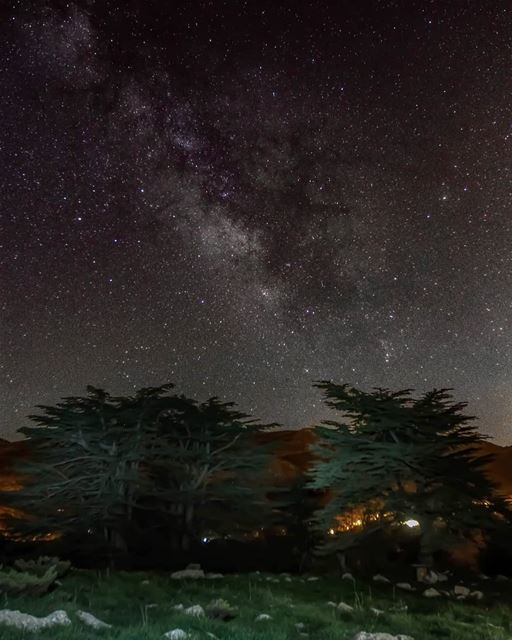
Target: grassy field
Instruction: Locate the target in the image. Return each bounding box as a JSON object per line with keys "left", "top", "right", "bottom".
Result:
{"left": 1, "top": 569, "right": 511, "bottom": 639}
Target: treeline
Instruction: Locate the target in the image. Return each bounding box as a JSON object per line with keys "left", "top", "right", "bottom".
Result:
{"left": 1, "top": 382, "right": 511, "bottom": 573}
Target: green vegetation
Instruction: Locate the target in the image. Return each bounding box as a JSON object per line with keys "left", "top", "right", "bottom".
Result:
{"left": 309, "top": 383, "right": 511, "bottom": 568}
{"left": 2, "top": 385, "right": 276, "bottom": 559}
{"left": 0, "top": 564, "right": 59, "bottom": 596}
{"left": 14, "top": 555, "right": 71, "bottom": 578}
{"left": 0, "top": 382, "right": 511, "bottom": 638}
{"left": 0, "top": 569, "right": 511, "bottom": 639}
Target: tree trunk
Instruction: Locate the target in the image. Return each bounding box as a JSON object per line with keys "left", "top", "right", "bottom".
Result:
{"left": 336, "top": 551, "right": 348, "bottom": 574}
{"left": 181, "top": 504, "right": 195, "bottom": 551}
{"left": 418, "top": 523, "right": 434, "bottom": 568}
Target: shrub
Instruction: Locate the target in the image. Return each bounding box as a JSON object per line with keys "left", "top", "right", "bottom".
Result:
{"left": 0, "top": 566, "right": 58, "bottom": 596}
{"left": 14, "top": 556, "right": 71, "bottom": 578}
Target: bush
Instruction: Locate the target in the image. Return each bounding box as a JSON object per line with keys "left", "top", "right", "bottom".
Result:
{"left": 14, "top": 555, "right": 71, "bottom": 578}
{"left": 0, "top": 565, "right": 58, "bottom": 596}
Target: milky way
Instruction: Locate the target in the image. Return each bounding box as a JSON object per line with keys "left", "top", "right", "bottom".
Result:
{"left": 2, "top": 2, "right": 512, "bottom": 442}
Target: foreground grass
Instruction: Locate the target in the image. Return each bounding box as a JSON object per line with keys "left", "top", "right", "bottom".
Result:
{"left": 1, "top": 569, "right": 512, "bottom": 639}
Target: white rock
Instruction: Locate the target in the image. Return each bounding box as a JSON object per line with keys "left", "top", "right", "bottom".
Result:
{"left": 396, "top": 582, "right": 415, "bottom": 591}
{"left": 326, "top": 601, "right": 337, "bottom": 607}
{"left": 255, "top": 613, "right": 272, "bottom": 621}
{"left": 76, "top": 610, "right": 112, "bottom": 630}
{"left": 141, "top": 579, "right": 150, "bottom": 585}
{"left": 184, "top": 605, "right": 204, "bottom": 618}
{"left": 352, "top": 633, "right": 414, "bottom": 640}
{"left": 171, "top": 568, "right": 205, "bottom": 579}
{"left": 496, "top": 574, "right": 509, "bottom": 582}
{"left": 370, "top": 607, "right": 385, "bottom": 616}
{"left": 337, "top": 601, "right": 354, "bottom": 613}
{"left": 478, "top": 573, "right": 489, "bottom": 580}
{"left": 295, "top": 622, "right": 306, "bottom": 631}
{"left": 306, "top": 576, "right": 319, "bottom": 581}
{"left": 423, "top": 587, "right": 442, "bottom": 598}
{"left": 206, "top": 573, "right": 224, "bottom": 579}
{"left": 173, "top": 604, "right": 184, "bottom": 611}
{"left": 471, "top": 590, "right": 484, "bottom": 600}
{"left": 0, "top": 609, "right": 71, "bottom": 632}
{"left": 285, "top": 576, "right": 292, "bottom": 582}
{"left": 454, "top": 585, "right": 470, "bottom": 597}
{"left": 342, "top": 572, "right": 355, "bottom": 581}
{"left": 164, "top": 629, "right": 188, "bottom": 639}
{"left": 419, "top": 569, "right": 449, "bottom": 584}
{"left": 372, "top": 574, "right": 391, "bottom": 584}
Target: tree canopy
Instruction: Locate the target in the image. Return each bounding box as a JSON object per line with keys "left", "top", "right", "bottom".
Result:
{"left": 308, "top": 382, "right": 511, "bottom": 567}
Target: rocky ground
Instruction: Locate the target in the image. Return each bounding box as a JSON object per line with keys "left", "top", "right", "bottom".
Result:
{"left": 0, "top": 565, "right": 511, "bottom": 639}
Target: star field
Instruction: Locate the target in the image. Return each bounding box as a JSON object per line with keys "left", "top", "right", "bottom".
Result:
{"left": 2, "top": 1, "right": 512, "bottom": 442}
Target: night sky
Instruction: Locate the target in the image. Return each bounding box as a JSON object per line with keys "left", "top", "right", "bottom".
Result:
{"left": 2, "top": 1, "right": 512, "bottom": 443}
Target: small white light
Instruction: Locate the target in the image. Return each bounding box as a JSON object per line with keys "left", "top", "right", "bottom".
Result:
{"left": 404, "top": 519, "right": 420, "bottom": 528}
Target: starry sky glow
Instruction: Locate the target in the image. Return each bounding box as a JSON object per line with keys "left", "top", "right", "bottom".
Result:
{"left": 2, "top": 1, "right": 512, "bottom": 442}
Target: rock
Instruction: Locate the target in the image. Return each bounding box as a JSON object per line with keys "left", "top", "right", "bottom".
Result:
{"left": 453, "top": 585, "right": 470, "bottom": 597}
{"left": 295, "top": 622, "right": 306, "bottom": 631}
{"left": 141, "top": 579, "right": 150, "bottom": 585}
{"left": 418, "top": 569, "right": 448, "bottom": 584}
{"left": 478, "top": 573, "right": 489, "bottom": 580}
{"left": 422, "top": 571, "right": 436, "bottom": 584}
{"left": 164, "top": 629, "right": 188, "bottom": 639}
{"left": 496, "top": 574, "right": 509, "bottom": 582}
{"left": 285, "top": 576, "right": 292, "bottom": 582}
{"left": 0, "top": 609, "right": 71, "bottom": 632}
{"left": 470, "top": 590, "right": 484, "bottom": 600}
{"left": 372, "top": 574, "right": 390, "bottom": 584}
{"left": 76, "top": 610, "right": 112, "bottom": 630}
{"left": 205, "top": 573, "right": 224, "bottom": 579}
{"left": 423, "top": 588, "right": 442, "bottom": 598}
{"left": 171, "top": 565, "right": 205, "bottom": 579}
{"left": 326, "top": 601, "right": 337, "bottom": 607}
{"left": 352, "top": 633, "right": 414, "bottom": 640}
{"left": 205, "top": 598, "right": 237, "bottom": 621}
{"left": 342, "top": 572, "right": 355, "bottom": 581}
{"left": 396, "top": 582, "right": 415, "bottom": 591}
{"left": 306, "top": 576, "right": 319, "bottom": 581}
{"left": 337, "top": 601, "right": 354, "bottom": 613}
{"left": 184, "top": 605, "right": 204, "bottom": 618}
{"left": 173, "top": 604, "right": 184, "bottom": 611}
{"left": 255, "top": 613, "right": 272, "bottom": 621}
{"left": 370, "top": 607, "right": 385, "bottom": 616}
